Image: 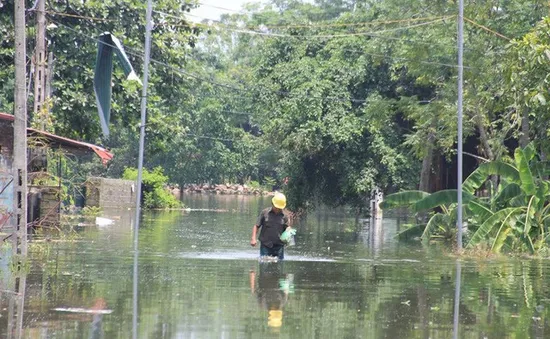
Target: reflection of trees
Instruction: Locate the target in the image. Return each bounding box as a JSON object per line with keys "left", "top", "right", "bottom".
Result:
{"left": 13, "top": 208, "right": 550, "bottom": 338}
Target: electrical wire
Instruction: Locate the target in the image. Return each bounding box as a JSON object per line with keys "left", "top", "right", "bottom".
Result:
{"left": 464, "top": 17, "right": 511, "bottom": 41}
{"left": 158, "top": 10, "right": 463, "bottom": 50}
{"left": 157, "top": 9, "right": 454, "bottom": 39}
{"left": 48, "top": 18, "right": 454, "bottom": 105}
{"left": 42, "top": 8, "right": 463, "bottom": 51}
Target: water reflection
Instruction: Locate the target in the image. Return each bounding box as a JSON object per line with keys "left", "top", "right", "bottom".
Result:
{"left": 89, "top": 298, "right": 107, "bottom": 339}
{"left": 6, "top": 274, "right": 25, "bottom": 339}
{"left": 132, "top": 219, "right": 139, "bottom": 339}
{"left": 5, "top": 195, "right": 550, "bottom": 338}
{"left": 453, "top": 261, "right": 461, "bottom": 339}
{"left": 250, "top": 262, "right": 294, "bottom": 330}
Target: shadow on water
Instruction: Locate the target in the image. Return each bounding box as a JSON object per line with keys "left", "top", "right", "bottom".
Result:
{"left": 3, "top": 195, "right": 550, "bottom": 337}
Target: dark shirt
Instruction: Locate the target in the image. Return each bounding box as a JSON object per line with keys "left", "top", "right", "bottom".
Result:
{"left": 256, "top": 207, "right": 288, "bottom": 248}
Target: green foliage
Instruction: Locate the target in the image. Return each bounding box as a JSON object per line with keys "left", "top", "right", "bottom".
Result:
{"left": 383, "top": 143, "right": 550, "bottom": 254}
{"left": 81, "top": 206, "right": 102, "bottom": 217}
{"left": 123, "top": 167, "right": 181, "bottom": 209}
{"left": 3, "top": 0, "right": 550, "bottom": 216}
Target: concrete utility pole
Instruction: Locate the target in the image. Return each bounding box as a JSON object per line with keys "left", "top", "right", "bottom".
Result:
{"left": 456, "top": 0, "right": 464, "bottom": 251}
{"left": 133, "top": 0, "right": 153, "bottom": 337}
{"left": 33, "top": 0, "right": 48, "bottom": 129}
{"left": 134, "top": 0, "right": 153, "bottom": 233}
{"left": 14, "top": 0, "right": 28, "bottom": 256}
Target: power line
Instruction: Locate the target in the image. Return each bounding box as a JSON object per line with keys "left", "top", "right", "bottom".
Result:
{"left": 157, "top": 9, "right": 454, "bottom": 39}
{"left": 42, "top": 9, "right": 115, "bottom": 22}
{"left": 50, "top": 19, "right": 442, "bottom": 105}
{"left": 50, "top": 19, "right": 367, "bottom": 103}
{"left": 42, "top": 8, "right": 516, "bottom": 46}
{"left": 187, "top": 7, "right": 450, "bottom": 29}
{"left": 44, "top": 8, "right": 463, "bottom": 51}
{"left": 167, "top": 11, "right": 464, "bottom": 51}
{"left": 464, "top": 17, "right": 511, "bottom": 41}
{"left": 195, "top": 1, "right": 243, "bottom": 14}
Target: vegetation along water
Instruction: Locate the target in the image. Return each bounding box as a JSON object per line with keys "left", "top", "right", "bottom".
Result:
{"left": 3, "top": 0, "right": 550, "bottom": 337}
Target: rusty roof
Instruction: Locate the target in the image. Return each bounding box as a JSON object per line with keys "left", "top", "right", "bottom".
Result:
{"left": 0, "top": 112, "right": 113, "bottom": 164}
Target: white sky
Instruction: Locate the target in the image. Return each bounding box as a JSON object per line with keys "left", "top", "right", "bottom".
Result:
{"left": 189, "top": 0, "right": 267, "bottom": 22}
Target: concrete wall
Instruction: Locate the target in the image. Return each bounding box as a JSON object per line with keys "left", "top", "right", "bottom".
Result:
{"left": 28, "top": 186, "right": 60, "bottom": 226}
{"left": 0, "top": 121, "right": 14, "bottom": 160}
{"left": 0, "top": 121, "right": 14, "bottom": 230}
{"left": 86, "top": 177, "right": 136, "bottom": 209}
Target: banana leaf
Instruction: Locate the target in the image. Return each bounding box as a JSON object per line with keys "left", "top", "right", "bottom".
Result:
{"left": 491, "top": 227, "right": 512, "bottom": 253}
{"left": 463, "top": 161, "right": 520, "bottom": 194}
{"left": 467, "top": 208, "right": 523, "bottom": 248}
{"left": 523, "top": 195, "right": 538, "bottom": 236}
{"left": 421, "top": 213, "right": 447, "bottom": 243}
{"left": 530, "top": 161, "right": 550, "bottom": 179}
{"left": 411, "top": 189, "right": 473, "bottom": 213}
{"left": 494, "top": 183, "right": 522, "bottom": 206}
{"left": 522, "top": 142, "right": 536, "bottom": 162}
{"left": 380, "top": 191, "right": 429, "bottom": 209}
{"left": 521, "top": 234, "right": 536, "bottom": 254}
{"left": 396, "top": 224, "right": 425, "bottom": 240}
{"left": 466, "top": 199, "right": 493, "bottom": 221}
{"left": 515, "top": 148, "right": 536, "bottom": 195}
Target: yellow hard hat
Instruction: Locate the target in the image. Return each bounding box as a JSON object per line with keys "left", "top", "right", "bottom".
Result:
{"left": 268, "top": 310, "right": 283, "bottom": 328}
{"left": 272, "top": 192, "right": 287, "bottom": 209}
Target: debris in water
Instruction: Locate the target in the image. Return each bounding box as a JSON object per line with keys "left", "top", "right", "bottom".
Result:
{"left": 95, "top": 217, "right": 114, "bottom": 226}
{"left": 53, "top": 307, "right": 113, "bottom": 315}
{"left": 401, "top": 300, "right": 411, "bottom": 306}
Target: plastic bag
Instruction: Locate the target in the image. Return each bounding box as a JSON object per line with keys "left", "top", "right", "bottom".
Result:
{"left": 280, "top": 227, "right": 297, "bottom": 245}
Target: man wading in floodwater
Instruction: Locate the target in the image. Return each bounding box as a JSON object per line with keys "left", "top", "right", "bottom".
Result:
{"left": 250, "top": 192, "right": 290, "bottom": 260}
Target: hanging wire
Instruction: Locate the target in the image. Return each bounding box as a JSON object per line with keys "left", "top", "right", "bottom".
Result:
{"left": 194, "top": 1, "right": 245, "bottom": 14}
{"left": 464, "top": 17, "right": 512, "bottom": 41}
{"left": 42, "top": 10, "right": 116, "bottom": 22}
{"left": 157, "top": 9, "right": 454, "bottom": 39}
{"left": 42, "top": 8, "right": 464, "bottom": 51}
{"left": 49, "top": 18, "right": 439, "bottom": 105}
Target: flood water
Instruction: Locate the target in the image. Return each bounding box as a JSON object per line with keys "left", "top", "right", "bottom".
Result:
{"left": 1, "top": 195, "right": 550, "bottom": 338}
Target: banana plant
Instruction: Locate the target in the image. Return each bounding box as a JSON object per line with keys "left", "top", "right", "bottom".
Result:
{"left": 380, "top": 189, "right": 475, "bottom": 243}
{"left": 465, "top": 144, "right": 550, "bottom": 253}
{"left": 381, "top": 143, "right": 550, "bottom": 253}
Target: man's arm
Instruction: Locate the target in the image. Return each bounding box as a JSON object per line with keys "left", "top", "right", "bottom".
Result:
{"left": 283, "top": 214, "right": 290, "bottom": 230}
{"left": 251, "top": 224, "right": 260, "bottom": 247}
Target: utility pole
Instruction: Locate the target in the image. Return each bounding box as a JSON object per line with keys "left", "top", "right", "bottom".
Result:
{"left": 133, "top": 0, "right": 153, "bottom": 337}
{"left": 45, "top": 52, "right": 54, "bottom": 103}
{"left": 14, "top": 0, "right": 28, "bottom": 256}
{"left": 33, "top": 0, "right": 47, "bottom": 130}
{"left": 456, "top": 0, "right": 464, "bottom": 251}
{"left": 134, "top": 0, "right": 153, "bottom": 234}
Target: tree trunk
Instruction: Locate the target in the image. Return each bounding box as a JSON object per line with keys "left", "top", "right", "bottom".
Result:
{"left": 476, "top": 115, "right": 494, "bottom": 161}
{"left": 419, "top": 132, "right": 435, "bottom": 193}
{"left": 476, "top": 113, "right": 497, "bottom": 196}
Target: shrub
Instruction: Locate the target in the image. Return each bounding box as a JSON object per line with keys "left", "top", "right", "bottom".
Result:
{"left": 123, "top": 167, "right": 181, "bottom": 209}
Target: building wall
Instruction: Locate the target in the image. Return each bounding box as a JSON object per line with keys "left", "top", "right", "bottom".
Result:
{"left": 0, "top": 120, "right": 14, "bottom": 230}
{"left": 86, "top": 177, "right": 136, "bottom": 209}
{"left": 0, "top": 120, "right": 14, "bottom": 161}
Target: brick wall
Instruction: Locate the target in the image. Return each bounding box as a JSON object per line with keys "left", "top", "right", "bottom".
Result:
{"left": 86, "top": 177, "right": 137, "bottom": 209}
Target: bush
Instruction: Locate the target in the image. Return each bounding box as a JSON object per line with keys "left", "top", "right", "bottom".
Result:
{"left": 123, "top": 167, "right": 181, "bottom": 209}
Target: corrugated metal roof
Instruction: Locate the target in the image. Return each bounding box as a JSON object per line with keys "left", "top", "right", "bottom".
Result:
{"left": 0, "top": 112, "right": 113, "bottom": 163}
